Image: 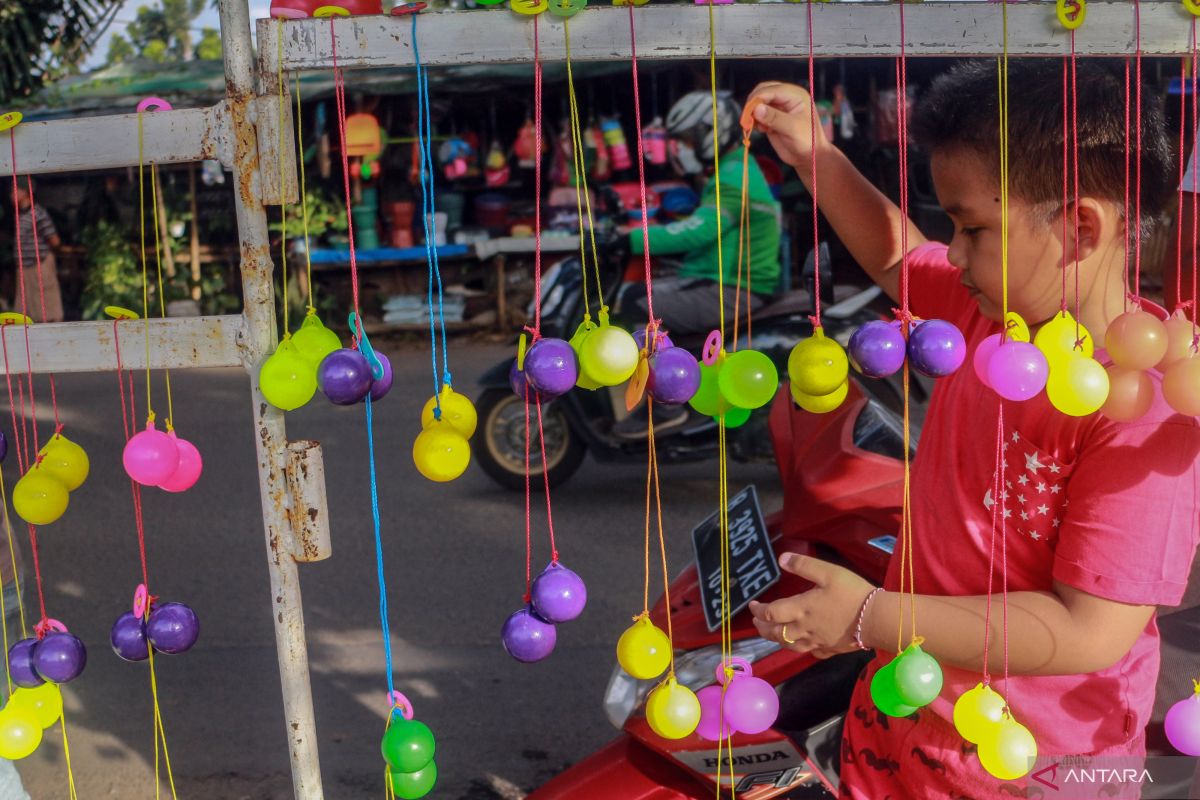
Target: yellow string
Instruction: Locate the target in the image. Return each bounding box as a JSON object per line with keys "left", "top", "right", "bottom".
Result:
{"left": 147, "top": 641, "right": 179, "bottom": 799}
{"left": 0, "top": 468, "right": 26, "bottom": 638}
{"left": 137, "top": 114, "right": 154, "bottom": 421}
{"left": 564, "top": 22, "right": 606, "bottom": 317}
{"left": 647, "top": 404, "right": 676, "bottom": 673}
{"left": 708, "top": 0, "right": 726, "bottom": 343}
{"left": 59, "top": 701, "right": 79, "bottom": 800}
{"left": 295, "top": 73, "right": 316, "bottom": 312}
{"left": 0, "top": 536, "right": 9, "bottom": 699}
{"left": 1000, "top": 3, "right": 1010, "bottom": 321}
{"left": 277, "top": 20, "right": 291, "bottom": 335}
{"left": 149, "top": 164, "right": 175, "bottom": 430}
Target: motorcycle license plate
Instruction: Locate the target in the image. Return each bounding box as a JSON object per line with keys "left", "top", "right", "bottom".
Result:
{"left": 691, "top": 485, "right": 780, "bottom": 632}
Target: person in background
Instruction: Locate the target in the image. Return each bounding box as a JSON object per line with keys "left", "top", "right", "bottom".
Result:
{"left": 1164, "top": 130, "right": 1198, "bottom": 313}
{"left": 11, "top": 181, "right": 63, "bottom": 323}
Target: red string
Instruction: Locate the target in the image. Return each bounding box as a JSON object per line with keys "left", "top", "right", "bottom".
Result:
{"left": 1192, "top": 20, "right": 1199, "bottom": 334}
{"left": 523, "top": 383, "right": 532, "bottom": 603}
{"left": 1123, "top": 59, "right": 1132, "bottom": 313}
{"left": 627, "top": 6, "right": 656, "bottom": 326}
{"left": 807, "top": 0, "right": 822, "bottom": 326}
{"left": 535, "top": 397, "right": 559, "bottom": 563}
{"left": 1178, "top": 52, "right": 1190, "bottom": 312}
{"left": 22, "top": 177, "right": 61, "bottom": 431}
{"left": 1070, "top": 35, "right": 1082, "bottom": 344}
{"left": 532, "top": 17, "right": 544, "bottom": 337}
{"left": 115, "top": 322, "right": 151, "bottom": 589}
{"left": 895, "top": 2, "right": 911, "bottom": 315}
{"left": 8, "top": 146, "right": 41, "bottom": 457}
{"left": 1061, "top": 57, "right": 1070, "bottom": 314}
{"left": 981, "top": 405, "right": 1004, "bottom": 685}
{"left": 1133, "top": 0, "right": 1143, "bottom": 299}
{"left": 329, "top": 20, "right": 361, "bottom": 328}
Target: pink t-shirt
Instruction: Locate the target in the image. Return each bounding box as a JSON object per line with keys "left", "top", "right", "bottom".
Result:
{"left": 886, "top": 242, "right": 1200, "bottom": 756}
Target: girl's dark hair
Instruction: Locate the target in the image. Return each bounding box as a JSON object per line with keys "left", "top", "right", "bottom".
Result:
{"left": 910, "top": 58, "right": 1175, "bottom": 229}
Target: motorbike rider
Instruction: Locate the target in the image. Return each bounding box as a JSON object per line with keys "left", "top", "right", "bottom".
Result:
{"left": 615, "top": 90, "right": 783, "bottom": 439}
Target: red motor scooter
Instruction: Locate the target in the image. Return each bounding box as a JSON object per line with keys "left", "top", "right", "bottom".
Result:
{"left": 531, "top": 377, "right": 910, "bottom": 799}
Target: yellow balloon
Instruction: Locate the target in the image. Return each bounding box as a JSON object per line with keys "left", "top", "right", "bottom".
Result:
{"left": 788, "top": 327, "right": 849, "bottom": 397}
{"left": 569, "top": 322, "right": 602, "bottom": 390}
{"left": 645, "top": 678, "right": 701, "bottom": 740}
{"left": 412, "top": 423, "right": 470, "bottom": 482}
{"left": 616, "top": 616, "right": 671, "bottom": 680}
{"left": 790, "top": 380, "right": 848, "bottom": 414}
{"left": 1003, "top": 311, "right": 1031, "bottom": 343}
{"left": 38, "top": 434, "right": 90, "bottom": 492}
{"left": 259, "top": 341, "right": 317, "bottom": 411}
{"left": 13, "top": 468, "right": 69, "bottom": 526}
{"left": 953, "top": 683, "right": 1006, "bottom": 744}
{"left": 1046, "top": 355, "right": 1110, "bottom": 417}
{"left": 1034, "top": 310, "right": 1093, "bottom": 364}
{"left": 9, "top": 685, "right": 62, "bottom": 729}
{"left": 421, "top": 387, "right": 479, "bottom": 439}
{"left": 0, "top": 707, "right": 42, "bottom": 760}
{"left": 579, "top": 325, "right": 639, "bottom": 387}
{"left": 290, "top": 314, "right": 342, "bottom": 368}
{"left": 977, "top": 718, "right": 1037, "bottom": 780}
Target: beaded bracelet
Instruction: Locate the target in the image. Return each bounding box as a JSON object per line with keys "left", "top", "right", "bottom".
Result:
{"left": 853, "top": 587, "right": 883, "bottom": 651}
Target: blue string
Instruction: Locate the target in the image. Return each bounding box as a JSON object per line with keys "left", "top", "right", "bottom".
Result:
{"left": 364, "top": 394, "right": 395, "bottom": 697}
{"left": 412, "top": 15, "right": 451, "bottom": 417}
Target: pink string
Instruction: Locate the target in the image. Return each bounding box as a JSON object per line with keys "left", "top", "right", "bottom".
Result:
{"left": 114, "top": 322, "right": 151, "bottom": 590}
{"left": 1133, "top": 0, "right": 1144, "bottom": 299}
{"left": 8, "top": 142, "right": 41, "bottom": 457}
{"left": 1178, "top": 50, "right": 1190, "bottom": 312}
{"left": 627, "top": 6, "right": 656, "bottom": 326}
{"left": 21, "top": 177, "right": 61, "bottom": 431}
{"left": 329, "top": 19, "right": 361, "bottom": 327}
{"left": 532, "top": 17, "right": 544, "bottom": 337}
{"left": 1061, "top": 57, "right": 1070, "bottom": 314}
{"left": 981, "top": 405, "right": 1004, "bottom": 685}
{"left": 1070, "top": 36, "right": 1082, "bottom": 344}
{"left": 1123, "top": 59, "right": 1132, "bottom": 313}
{"left": 535, "top": 397, "right": 559, "bottom": 563}
{"left": 895, "top": 2, "right": 911, "bottom": 315}
{"left": 523, "top": 382, "right": 533, "bottom": 603}
{"left": 1192, "top": 20, "right": 1198, "bottom": 336}
{"left": 807, "top": 0, "right": 822, "bottom": 326}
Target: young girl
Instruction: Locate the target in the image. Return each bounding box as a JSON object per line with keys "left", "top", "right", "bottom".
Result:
{"left": 747, "top": 60, "right": 1200, "bottom": 798}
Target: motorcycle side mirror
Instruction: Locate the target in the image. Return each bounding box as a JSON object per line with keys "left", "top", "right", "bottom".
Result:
{"left": 802, "top": 241, "right": 835, "bottom": 311}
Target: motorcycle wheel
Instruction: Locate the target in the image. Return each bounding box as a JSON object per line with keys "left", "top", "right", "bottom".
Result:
{"left": 475, "top": 388, "right": 587, "bottom": 491}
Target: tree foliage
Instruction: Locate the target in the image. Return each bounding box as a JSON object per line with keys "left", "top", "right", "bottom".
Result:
{"left": 0, "top": 0, "right": 122, "bottom": 101}
{"left": 107, "top": 0, "right": 218, "bottom": 66}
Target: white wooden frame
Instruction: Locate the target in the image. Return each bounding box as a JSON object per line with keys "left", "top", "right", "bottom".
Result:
{"left": 3, "top": 2, "right": 1194, "bottom": 798}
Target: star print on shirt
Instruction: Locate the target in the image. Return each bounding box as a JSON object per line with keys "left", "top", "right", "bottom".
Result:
{"left": 1037, "top": 482, "right": 1047, "bottom": 493}
{"left": 1012, "top": 431, "right": 1021, "bottom": 443}
{"left": 1052, "top": 518, "right": 1061, "bottom": 528}
{"left": 1036, "top": 504, "right": 1050, "bottom": 515}
{"left": 1030, "top": 531, "right": 1042, "bottom": 540}
{"left": 1050, "top": 485, "right": 1061, "bottom": 495}
{"left": 1018, "top": 475, "right": 1029, "bottom": 486}
{"left": 1025, "top": 452, "right": 1045, "bottom": 474}
{"left": 1020, "top": 510, "right": 1029, "bottom": 521}
{"left": 1048, "top": 463, "right": 1061, "bottom": 474}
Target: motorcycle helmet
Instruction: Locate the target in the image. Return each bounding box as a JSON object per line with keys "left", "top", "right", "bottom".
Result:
{"left": 664, "top": 90, "right": 741, "bottom": 174}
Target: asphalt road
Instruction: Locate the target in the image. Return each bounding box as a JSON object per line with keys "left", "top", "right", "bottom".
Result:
{"left": 12, "top": 340, "right": 782, "bottom": 799}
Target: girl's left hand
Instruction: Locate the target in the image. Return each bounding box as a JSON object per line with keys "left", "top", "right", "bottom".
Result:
{"left": 749, "top": 553, "right": 877, "bottom": 659}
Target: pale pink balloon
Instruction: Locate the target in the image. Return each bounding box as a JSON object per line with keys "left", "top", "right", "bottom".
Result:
{"left": 695, "top": 685, "right": 733, "bottom": 742}
{"left": 158, "top": 432, "right": 203, "bottom": 493}
{"left": 1100, "top": 366, "right": 1155, "bottom": 422}
{"left": 973, "top": 333, "right": 1002, "bottom": 388}
{"left": 1163, "top": 358, "right": 1200, "bottom": 416}
{"left": 1157, "top": 312, "right": 1197, "bottom": 371}
{"left": 1105, "top": 310, "right": 1169, "bottom": 371}
{"left": 123, "top": 423, "right": 180, "bottom": 486}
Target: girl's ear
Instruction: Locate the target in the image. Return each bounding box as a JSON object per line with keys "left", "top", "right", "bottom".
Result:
{"left": 1068, "top": 198, "right": 1114, "bottom": 264}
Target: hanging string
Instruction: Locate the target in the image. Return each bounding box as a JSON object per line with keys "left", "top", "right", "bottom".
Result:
{"left": 532, "top": 17, "right": 545, "bottom": 336}
{"left": 1191, "top": 20, "right": 1199, "bottom": 341}
{"left": 136, "top": 114, "right": 156, "bottom": 422}
{"left": 1133, "top": 0, "right": 1144, "bottom": 300}
{"left": 364, "top": 396, "right": 396, "bottom": 697}
{"left": 1062, "top": 57, "right": 1070, "bottom": 314}
{"left": 149, "top": 165, "right": 176, "bottom": 430}
{"left": 295, "top": 75, "right": 317, "bottom": 313}
{"left": 20, "top": 177, "right": 62, "bottom": 432}
{"left": 1070, "top": 33, "right": 1082, "bottom": 345}
{"left": 980, "top": 406, "right": 1003, "bottom": 686}
{"left": 563, "top": 21, "right": 606, "bottom": 321}
{"left": 277, "top": 21, "right": 292, "bottom": 338}
{"left": 1123, "top": 59, "right": 1132, "bottom": 313}
{"left": 329, "top": 20, "right": 362, "bottom": 327}
{"left": 412, "top": 13, "right": 452, "bottom": 413}
{"left": 626, "top": 5, "right": 656, "bottom": 327}
{"left": 0, "top": 468, "right": 26, "bottom": 640}
{"left": 807, "top": 0, "right": 822, "bottom": 328}
{"left": 7, "top": 148, "right": 43, "bottom": 458}
{"left": 731, "top": 129, "right": 751, "bottom": 350}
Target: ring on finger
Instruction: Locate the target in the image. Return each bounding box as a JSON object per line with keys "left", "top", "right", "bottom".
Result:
{"left": 781, "top": 624, "right": 797, "bottom": 645}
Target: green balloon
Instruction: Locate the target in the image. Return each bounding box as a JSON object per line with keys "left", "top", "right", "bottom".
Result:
{"left": 715, "top": 406, "right": 752, "bottom": 429}
{"left": 717, "top": 349, "right": 780, "bottom": 410}
{"left": 381, "top": 719, "right": 436, "bottom": 774}
{"left": 389, "top": 760, "right": 438, "bottom": 799}
{"left": 870, "top": 659, "right": 918, "bottom": 718}
{"left": 688, "top": 362, "right": 730, "bottom": 416}
{"left": 893, "top": 644, "right": 944, "bottom": 708}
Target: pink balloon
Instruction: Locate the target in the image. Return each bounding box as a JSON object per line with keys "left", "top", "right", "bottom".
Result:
{"left": 973, "top": 333, "right": 1002, "bottom": 388}
{"left": 722, "top": 674, "right": 780, "bottom": 735}
{"left": 987, "top": 342, "right": 1049, "bottom": 402}
{"left": 1165, "top": 693, "right": 1200, "bottom": 756}
{"left": 123, "top": 423, "right": 180, "bottom": 486}
{"left": 158, "top": 432, "right": 203, "bottom": 493}
{"left": 695, "top": 685, "right": 734, "bottom": 742}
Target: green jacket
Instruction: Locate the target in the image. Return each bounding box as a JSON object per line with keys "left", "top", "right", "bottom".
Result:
{"left": 630, "top": 146, "right": 781, "bottom": 295}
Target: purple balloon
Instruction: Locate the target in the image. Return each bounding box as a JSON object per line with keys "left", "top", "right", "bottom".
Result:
{"left": 369, "top": 352, "right": 394, "bottom": 402}
{"left": 8, "top": 637, "right": 43, "bottom": 689}
{"left": 501, "top": 606, "right": 557, "bottom": 663}
{"left": 1165, "top": 694, "right": 1200, "bottom": 756}
{"left": 907, "top": 319, "right": 966, "bottom": 378}
{"left": 523, "top": 338, "right": 578, "bottom": 399}
{"left": 633, "top": 328, "right": 675, "bottom": 354}
{"left": 318, "top": 348, "right": 374, "bottom": 405}
{"left": 508, "top": 360, "right": 530, "bottom": 398}
{"left": 722, "top": 674, "right": 781, "bottom": 735}
{"left": 647, "top": 347, "right": 701, "bottom": 405}
{"left": 987, "top": 341, "right": 1049, "bottom": 402}
{"left": 33, "top": 632, "right": 87, "bottom": 684}
{"left": 147, "top": 602, "right": 200, "bottom": 655}
{"left": 849, "top": 321, "right": 907, "bottom": 378}
{"left": 696, "top": 685, "right": 734, "bottom": 742}
{"left": 0, "top": 430, "right": 7, "bottom": 463}
{"left": 530, "top": 562, "right": 588, "bottom": 623}
{"left": 111, "top": 611, "right": 150, "bottom": 662}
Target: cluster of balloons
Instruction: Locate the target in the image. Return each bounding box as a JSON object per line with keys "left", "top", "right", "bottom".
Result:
{"left": 788, "top": 326, "right": 850, "bottom": 413}
{"left": 122, "top": 422, "right": 203, "bottom": 493}
{"left": 687, "top": 347, "right": 779, "bottom": 427}
{"left": 870, "top": 641, "right": 943, "bottom": 717}
{"left": 695, "top": 659, "right": 780, "bottom": 741}
{"left": 1110, "top": 309, "right": 1200, "bottom": 419}
{"left": 1030, "top": 311, "right": 1108, "bottom": 417}
{"left": 501, "top": 562, "right": 587, "bottom": 663}
{"left": 258, "top": 314, "right": 346, "bottom": 411}
{"left": 953, "top": 683, "right": 1037, "bottom": 780}
{"left": 615, "top": 615, "right": 701, "bottom": 739}
{"left": 1164, "top": 680, "right": 1200, "bottom": 757}
{"left": 851, "top": 318, "right": 966, "bottom": 382}
{"left": 111, "top": 601, "right": 200, "bottom": 661}
{"left": 0, "top": 684, "right": 63, "bottom": 760}
{"left": 8, "top": 630, "right": 86, "bottom": 690}
{"left": 381, "top": 703, "right": 438, "bottom": 799}
{"left": 12, "top": 432, "right": 90, "bottom": 525}
{"left": 412, "top": 385, "right": 477, "bottom": 482}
